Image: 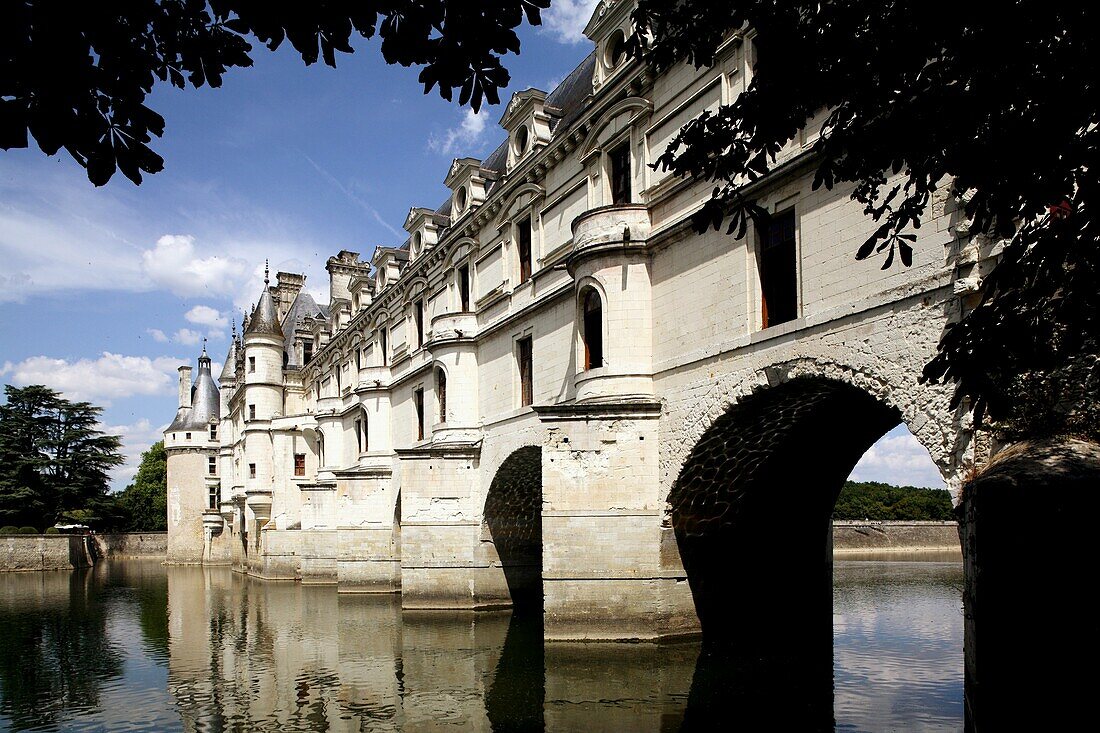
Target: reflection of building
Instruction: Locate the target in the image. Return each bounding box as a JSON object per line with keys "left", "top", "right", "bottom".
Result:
{"left": 166, "top": 1, "right": 976, "bottom": 643}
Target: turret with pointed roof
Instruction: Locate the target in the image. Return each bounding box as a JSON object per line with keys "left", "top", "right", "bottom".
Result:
{"left": 167, "top": 341, "right": 221, "bottom": 431}
{"left": 245, "top": 261, "right": 282, "bottom": 337}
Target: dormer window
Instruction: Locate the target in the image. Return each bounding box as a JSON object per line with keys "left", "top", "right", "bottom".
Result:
{"left": 412, "top": 232, "right": 423, "bottom": 258}
{"left": 500, "top": 89, "right": 553, "bottom": 172}
{"left": 605, "top": 29, "right": 627, "bottom": 69}
{"left": 514, "top": 125, "right": 530, "bottom": 157}
{"left": 455, "top": 186, "right": 468, "bottom": 214}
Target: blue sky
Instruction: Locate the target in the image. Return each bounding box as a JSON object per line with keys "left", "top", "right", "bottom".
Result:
{"left": 0, "top": 2, "right": 944, "bottom": 490}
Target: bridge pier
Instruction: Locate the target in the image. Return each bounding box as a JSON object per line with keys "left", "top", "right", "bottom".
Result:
{"left": 958, "top": 438, "right": 1100, "bottom": 732}
{"left": 536, "top": 401, "right": 700, "bottom": 642}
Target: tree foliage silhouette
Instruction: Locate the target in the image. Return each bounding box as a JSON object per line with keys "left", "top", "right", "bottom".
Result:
{"left": 117, "top": 441, "right": 167, "bottom": 532}
{"left": 0, "top": 384, "right": 123, "bottom": 529}
{"left": 629, "top": 0, "right": 1099, "bottom": 424}
{"left": 1, "top": 0, "right": 550, "bottom": 185}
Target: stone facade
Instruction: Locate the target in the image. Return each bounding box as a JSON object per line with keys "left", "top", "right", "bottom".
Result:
{"left": 166, "top": 1, "right": 983, "bottom": 642}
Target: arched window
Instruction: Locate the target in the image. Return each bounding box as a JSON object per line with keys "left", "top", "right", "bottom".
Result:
{"left": 436, "top": 368, "right": 448, "bottom": 424}
{"left": 582, "top": 289, "right": 604, "bottom": 370}
{"left": 317, "top": 430, "right": 325, "bottom": 467}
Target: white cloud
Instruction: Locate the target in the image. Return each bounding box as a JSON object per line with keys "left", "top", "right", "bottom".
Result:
{"left": 850, "top": 425, "right": 946, "bottom": 489}
{"left": 428, "top": 107, "right": 491, "bottom": 156}
{"left": 184, "top": 304, "right": 228, "bottom": 329}
{"left": 100, "top": 418, "right": 167, "bottom": 489}
{"left": 173, "top": 328, "right": 204, "bottom": 346}
{"left": 147, "top": 328, "right": 170, "bottom": 343}
{"left": 141, "top": 234, "right": 251, "bottom": 298}
{"left": 541, "top": 0, "right": 600, "bottom": 45}
{"left": 0, "top": 352, "right": 183, "bottom": 405}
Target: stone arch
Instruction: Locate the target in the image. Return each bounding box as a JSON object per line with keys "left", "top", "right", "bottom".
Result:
{"left": 665, "top": 368, "right": 956, "bottom": 650}
{"left": 482, "top": 445, "right": 543, "bottom": 612}
{"left": 660, "top": 356, "right": 969, "bottom": 501}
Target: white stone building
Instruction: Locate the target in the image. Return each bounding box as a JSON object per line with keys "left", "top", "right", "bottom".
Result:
{"left": 166, "top": 0, "right": 982, "bottom": 642}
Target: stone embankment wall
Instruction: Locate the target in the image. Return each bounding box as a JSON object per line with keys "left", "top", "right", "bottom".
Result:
{"left": 92, "top": 532, "right": 168, "bottom": 559}
{"left": 0, "top": 534, "right": 93, "bottom": 571}
{"left": 833, "top": 520, "right": 959, "bottom": 554}
{"left": 1, "top": 532, "right": 167, "bottom": 571}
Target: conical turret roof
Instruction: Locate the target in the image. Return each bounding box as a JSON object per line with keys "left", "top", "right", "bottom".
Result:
{"left": 167, "top": 342, "right": 221, "bottom": 431}
{"left": 219, "top": 321, "right": 238, "bottom": 382}
{"left": 245, "top": 261, "right": 282, "bottom": 336}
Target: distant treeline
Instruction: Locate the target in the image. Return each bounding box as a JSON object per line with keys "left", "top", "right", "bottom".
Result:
{"left": 833, "top": 480, "right": 954, "bottom": 521}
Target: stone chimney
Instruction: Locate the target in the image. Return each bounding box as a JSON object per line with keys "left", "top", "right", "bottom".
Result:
{"left": 275, "top": 271, "right": 305, "bottom": 321}
{"left": 178, "top": 366, "right": 193, "bottom": 409}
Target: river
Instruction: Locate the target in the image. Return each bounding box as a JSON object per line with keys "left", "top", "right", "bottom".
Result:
{"left": 0, "top": 558, "right": 963, "bottom": 732}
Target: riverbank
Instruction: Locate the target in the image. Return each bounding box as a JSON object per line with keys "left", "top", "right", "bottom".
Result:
{"left": 0, "top": 532, "right": 167, "bottom": 571}
{"left": 3, "top": 523, "right": 957, "bottom": 572}
{"left": 833, "top": 520, "right": 960, "bottom": 557}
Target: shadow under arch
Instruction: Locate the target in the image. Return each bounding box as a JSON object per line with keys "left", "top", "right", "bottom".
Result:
{"left": 483, "top": 446, "right": 543, "bottom": 614}
{"left": 671, "top": 377, "right": 912, "bottom": 730}
{"left": 671, "top": 376, "right": 904, "bottom": 646}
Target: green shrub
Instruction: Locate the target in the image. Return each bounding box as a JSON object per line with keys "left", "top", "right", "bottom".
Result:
{"left": 18, "top": 526, "right": 39, "bottom": 534}
{"left": 44, "top": 526, "right": 60, "bottom": 534}
{"left": 0, "top": 526, "right": 18, "bottom": 534}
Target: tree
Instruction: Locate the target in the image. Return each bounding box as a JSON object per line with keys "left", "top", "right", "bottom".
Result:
{"left": 1, "top": 0, "right": 549, "bottom": 185}
{"left": 0, "top": 384, "right": 123, "bottom": 529}
{"left": 116, "top": 441, "right": 168, "bottom": 532}
{"left": 628, "top": 1, "right": 1099, "bottom": 427}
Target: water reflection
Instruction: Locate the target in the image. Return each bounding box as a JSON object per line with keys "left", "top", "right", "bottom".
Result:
{"left": 0, "top": 560, "right": 963, "bottom": 732}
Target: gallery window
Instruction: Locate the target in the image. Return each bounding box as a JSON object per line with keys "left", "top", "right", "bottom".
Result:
{"left": 458, "top": 263, "right": 471, "bottom": 312}
{"left": 517, "top": 216, "right": 533, "bottom": 284}
{"left": 758, "top": 209, "right": 798, "bottom": 329}
{"left": 609, "top": 141, "right": 631, "bottom": 205}
{"left": 517, "top": 336, "right": 533, "bottom": 407}
{"left": 414, "top": 388, "right": 425, "bottom": 441}
{"left": 415, "top": 300, "right": 425, "bottom": 349}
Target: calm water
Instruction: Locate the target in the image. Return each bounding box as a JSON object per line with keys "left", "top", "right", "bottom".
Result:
{"left": 0, "top": 559, "right": 963, "bottom": 732}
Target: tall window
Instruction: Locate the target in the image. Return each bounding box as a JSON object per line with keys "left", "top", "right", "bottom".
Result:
{"left": 415, "top": 300, "right": 425, "bottom": 348}
{"left": 361, "top": 409, "right": 369, "bottom": 452}
{"left": 759, "top": 209, "right": 798, "bottom": 328}
{"left": 294, "top": 453, "right": 306, "bottom": 477}
{"left": 582, "top": 289, "right": 604, "bottom": 370}
{"left": 355, "top": 347, "right": 361, "bottom": 371}
{"left": 458, "top": 263, "right": 471, "bottom": 311}
{"left": 436, "top": 368, "right": 447, "bottom": 424}
{"left": 317, "top": 431, "right": 325, "bottom": 466}
{"left": 209, "top": 423, "right": 217, "bottom": 441}
{"left": 517, "top": 216, "right": 532, "bottom": 283}
{"left": 248, "top": 356, "right": 256, "bottom": 373}
{"left": 610, "top": 141, "right": 631, "bottom": 205}
{"left": 208, "top": 455, "right": 217, "bottom": 476}
{"left": 248, "top": 404, "right": 255, "bottom": 420}
{"left": 517, "top": 336, "right": 533, "bottom": 407}
{"left": 249, "top": 463, "right": 256, "bottom": 478}
{"left": 303, "top": 340, "right": 313, "bottom": 365}
{"left": 380, "top": 328, "right": 389, "bottom": 366}
{"left": 414, "top": 388, "right": 425, "bottom": 441}
{"left": 208, "top": 484, "right": 220, "bottom": 509}
{"left": 354, "top": 417, "right": 363, "bottom": 453}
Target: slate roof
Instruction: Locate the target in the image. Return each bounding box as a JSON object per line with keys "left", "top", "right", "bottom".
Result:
{"left": 168, "top": 347, "right": 220, "bottom": 431}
